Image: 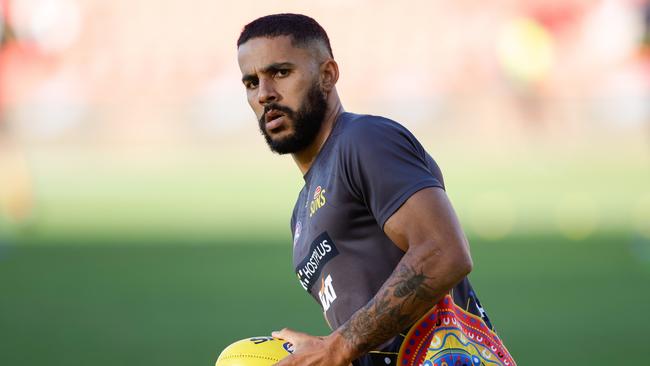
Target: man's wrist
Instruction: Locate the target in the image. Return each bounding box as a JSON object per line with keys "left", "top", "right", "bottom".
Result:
{"left": 325, "top": 330, "right": 358, "bottom": 364}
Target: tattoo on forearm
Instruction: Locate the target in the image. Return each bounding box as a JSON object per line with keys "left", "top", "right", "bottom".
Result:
{"left": 340, "top": 259, "right": 441, "bottom": 356}
{"left": 393, "top": 265, "right": 436, "bottom": 301}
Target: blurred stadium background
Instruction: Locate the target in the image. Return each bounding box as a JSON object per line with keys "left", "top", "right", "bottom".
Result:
{"left": 1, "top": 0, "right": 649, "bottom": 365}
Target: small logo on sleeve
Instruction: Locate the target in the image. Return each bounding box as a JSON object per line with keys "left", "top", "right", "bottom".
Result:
{"left": 295, "top": 232, "right": 339, "bottom": 292}
{"left": 309, "top": 185, "right": 327, "bottom": 217}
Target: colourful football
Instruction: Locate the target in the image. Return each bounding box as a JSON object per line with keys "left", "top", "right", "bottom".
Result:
{"left": 215, "top": 337, "right": 294, "bottom": 366}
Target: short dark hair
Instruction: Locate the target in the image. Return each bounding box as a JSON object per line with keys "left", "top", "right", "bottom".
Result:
{"left": 237, "top": 13, "right": 333, "bottom": 58}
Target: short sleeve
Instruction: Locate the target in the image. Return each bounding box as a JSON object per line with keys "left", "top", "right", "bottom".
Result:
{"left": 339, "top": 116, "right": 444, "bottom": 228}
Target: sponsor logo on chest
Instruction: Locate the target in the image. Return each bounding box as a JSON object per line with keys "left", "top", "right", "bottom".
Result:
{"left": 295, "top": 231, "right": 339, "bottom": 292}
{"left": 318, "top": 274, "right": 337, "bottom": 312}
{"left": 309, "top": 185, "right": 327, "bottom": 217}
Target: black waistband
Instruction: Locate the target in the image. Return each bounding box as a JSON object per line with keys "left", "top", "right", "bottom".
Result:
{"left": 352, "top": 333, "right": 405, "bottom": 366}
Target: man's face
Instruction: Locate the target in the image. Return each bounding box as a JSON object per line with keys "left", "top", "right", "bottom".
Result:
{"left": 237, "top": 36, "right": 327, "bottom": 154}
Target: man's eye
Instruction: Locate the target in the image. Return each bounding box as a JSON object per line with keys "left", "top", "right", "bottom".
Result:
{"left": 275, "top": 69, "right": 290, "bottom": 78}
{"left": 245, "top": 81, "right": 258, "bottom": 90}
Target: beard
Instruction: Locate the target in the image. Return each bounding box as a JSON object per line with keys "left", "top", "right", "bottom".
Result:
{"left": 258, "top": 82, "right": 328, "bottom": 155}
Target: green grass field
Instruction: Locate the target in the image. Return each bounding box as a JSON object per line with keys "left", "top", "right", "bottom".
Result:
{"left": 1, "top": 139, "right": 648, "bottom": 365}
{"left": 1, "top": 233, "right": 649, "bottom": 366}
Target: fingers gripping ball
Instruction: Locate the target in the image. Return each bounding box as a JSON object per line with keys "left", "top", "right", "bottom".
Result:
{"left": 215, "top": 337, "right": 294, "bottom": 366}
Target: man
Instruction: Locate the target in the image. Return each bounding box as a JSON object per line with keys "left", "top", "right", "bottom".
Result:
{"left": 236, "top": 14, "right": 516, "bottom": 366}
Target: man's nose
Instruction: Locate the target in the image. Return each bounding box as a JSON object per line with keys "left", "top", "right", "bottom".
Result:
{"left": 258, "top": 79, "right": 279, "bottom": 105}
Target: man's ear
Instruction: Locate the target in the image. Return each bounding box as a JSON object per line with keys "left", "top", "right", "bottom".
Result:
{"left": 319, "top": 59, "right": 339, "bottom": 92}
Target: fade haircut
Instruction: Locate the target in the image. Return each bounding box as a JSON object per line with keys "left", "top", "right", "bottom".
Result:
{"left": 237, "top": 13, "right": 333, "bottom": 58}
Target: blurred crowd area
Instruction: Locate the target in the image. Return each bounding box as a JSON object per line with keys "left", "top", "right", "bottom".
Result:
{"left": 0, "top": 0, "right": 649, "bottom": 240}
{"left": 0, "top": 0, "right": 648, "bottom": 141}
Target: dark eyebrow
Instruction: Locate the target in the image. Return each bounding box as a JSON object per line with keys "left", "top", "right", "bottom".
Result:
{"left": 241, "top": 73, "right": 258, "bottom": 84}
{"left": 262, "top": 62, "right": 295, "bottom": 74}
{"left": 241, "top": 62, "right": 296, "bottom": 84}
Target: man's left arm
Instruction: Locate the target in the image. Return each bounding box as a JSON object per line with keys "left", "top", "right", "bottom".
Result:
{"left": 273, "top": 186, "right": 472, "bottom": 366}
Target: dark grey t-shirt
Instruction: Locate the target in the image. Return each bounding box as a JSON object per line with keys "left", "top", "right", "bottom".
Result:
{"left": 290, "top": 112, "right": 491, "bottom": 332}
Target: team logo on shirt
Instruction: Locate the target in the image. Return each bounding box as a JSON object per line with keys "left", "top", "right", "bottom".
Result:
{"left": 295, "top": 231, "right": 339, "bottom": 292}
{"left": 318, "top": 274, "right": 337, "bottom": 312}
{"left": 309, "top": 185, "right": 327, "bottom": 217}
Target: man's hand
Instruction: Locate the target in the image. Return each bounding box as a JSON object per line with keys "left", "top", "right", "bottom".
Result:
{"left": 271, "top": 328, "right": 354, "bottom": 366}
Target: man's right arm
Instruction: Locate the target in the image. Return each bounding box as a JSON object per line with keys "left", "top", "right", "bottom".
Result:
{"left": 332, "top": 186, "right": 472, "bottom": 360}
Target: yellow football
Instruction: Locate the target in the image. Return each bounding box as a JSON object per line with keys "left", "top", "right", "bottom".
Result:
{"left": 215, "top": 336, "right": 294, "bottom": 366}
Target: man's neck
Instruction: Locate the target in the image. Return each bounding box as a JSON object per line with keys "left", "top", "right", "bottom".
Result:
{"left": 292, "top": 93, "right": 344, "bottom": 175}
